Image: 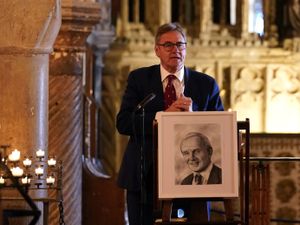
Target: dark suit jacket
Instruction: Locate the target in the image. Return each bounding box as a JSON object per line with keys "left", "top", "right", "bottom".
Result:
{"left": 116, "top": 64, "right": 224, "bottom": 191}
{"left": 180, "top": 164, "right": 222, "bottom": 185}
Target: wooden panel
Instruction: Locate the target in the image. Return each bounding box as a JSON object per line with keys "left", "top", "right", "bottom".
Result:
{"left": 82, "top": 171, "right": 125, "bottom": 225}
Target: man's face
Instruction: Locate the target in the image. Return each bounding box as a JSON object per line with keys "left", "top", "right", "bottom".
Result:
{"left": 155, "top": 31, "right": 186, "bottom": 73}
{"left": 181, "top": 136, "right": 212, "bottom": 173}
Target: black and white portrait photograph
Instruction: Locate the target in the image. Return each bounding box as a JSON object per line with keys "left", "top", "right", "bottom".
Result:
{"left": 155, "top": 111, "right": 238, "bottom": 199}
{"left": 174, "top": 124, "right": 222, "bottom": 186}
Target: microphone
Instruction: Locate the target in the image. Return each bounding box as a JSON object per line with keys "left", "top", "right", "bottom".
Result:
{"left": 135, "top": 93, "right": 156, "bottom": 111}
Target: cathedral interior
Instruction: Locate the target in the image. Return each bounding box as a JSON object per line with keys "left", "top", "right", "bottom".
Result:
{"left": 1, "top": 0, "right": 300, "bottom": 224}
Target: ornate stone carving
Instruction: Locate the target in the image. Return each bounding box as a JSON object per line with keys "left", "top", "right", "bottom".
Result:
{"left": 266, "top": 66, "right": 300, "bottom": 132}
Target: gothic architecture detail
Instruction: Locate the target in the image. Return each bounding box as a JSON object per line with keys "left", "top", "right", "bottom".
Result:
{"left": 48, "top": 1, "right": 101, "bottom": 224}
{"left": 0, "top": 1, "right": 61, "bottom": 224}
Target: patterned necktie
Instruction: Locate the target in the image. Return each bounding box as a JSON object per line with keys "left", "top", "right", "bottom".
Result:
{"left": 164, "top": 75, "right": 177, "bottom": 109}
{"left": 194, "top": 174, "right": 203, "bottom": 185}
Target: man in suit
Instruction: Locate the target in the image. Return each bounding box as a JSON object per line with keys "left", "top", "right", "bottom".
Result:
{"left": 116, "top": 22, "right": 224, "bottom": 225}
{"left": 180, "top": 132, "right": 222, "bottom": 185}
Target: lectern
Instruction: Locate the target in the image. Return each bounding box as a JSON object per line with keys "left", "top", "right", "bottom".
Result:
{"left": 152, "top": 113, "right": 250, "bottom": 225}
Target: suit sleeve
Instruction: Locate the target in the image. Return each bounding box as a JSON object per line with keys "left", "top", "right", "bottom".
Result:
{"left": 208, "top": 79, "right": 224, "bottom": 111}
{"left": 116, "top": 71, "right": 157, "bottom": 137}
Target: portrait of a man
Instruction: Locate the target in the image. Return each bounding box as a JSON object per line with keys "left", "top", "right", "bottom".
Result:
{"left": 179, "top": 131, "right": 222, "bottom": 185}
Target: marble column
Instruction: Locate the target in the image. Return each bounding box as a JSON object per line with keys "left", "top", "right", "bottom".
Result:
{"left": 48, "top": 0, "right": 100, "bottom": 224}
{"left": 0, "top": 0, "right": 61, "bottom": 224}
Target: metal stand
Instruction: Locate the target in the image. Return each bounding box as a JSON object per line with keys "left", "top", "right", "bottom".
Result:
{"left": 140, "top": 108, "right": 147, "bottom": 225}
{"left": 132, "top": 108, "right": 147, "bottom": 225}
{"left": 0, "top": 151, "right": 41, "bottom": 224}
{"left": 0, "top": 145, "right": 65, "bottom": 225}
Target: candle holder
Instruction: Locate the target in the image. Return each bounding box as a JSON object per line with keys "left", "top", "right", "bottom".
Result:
{"left": 0, "top": 145, "right": 65, "bottom": 224}
{"left": 0, "top": 146, "right": 62, "bottom": 191}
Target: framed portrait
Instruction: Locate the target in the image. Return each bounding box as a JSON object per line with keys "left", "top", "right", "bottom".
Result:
{"left": 155, "top": 111, "right": 238, "bottom": 199}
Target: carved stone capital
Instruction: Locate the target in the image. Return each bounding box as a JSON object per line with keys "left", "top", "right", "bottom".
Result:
{"left": 54, "top": 0, "right": 101, "bottom": 50}
{"left": 0, "top": 0, "right": 61, "bottom": 55}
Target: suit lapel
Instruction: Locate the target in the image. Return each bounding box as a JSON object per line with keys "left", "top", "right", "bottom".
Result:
{"left": 149, "top": 66, "right": 165, "bottom": 110}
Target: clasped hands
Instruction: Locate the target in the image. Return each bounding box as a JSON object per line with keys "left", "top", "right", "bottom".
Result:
{"left": 165, "top": 94, "right": 192, "bottom": 112}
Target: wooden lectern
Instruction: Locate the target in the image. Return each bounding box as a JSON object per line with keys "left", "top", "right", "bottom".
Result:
{"left": 152, "top": 119, "right": 250, "bottom": 225}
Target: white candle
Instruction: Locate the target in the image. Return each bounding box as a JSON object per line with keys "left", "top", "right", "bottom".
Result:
{"left": 35, "top": 166, "right": 44, "bottom": 176}
{"left": 46, "top": 176, "right": 55, "bottom": 184}
{"left": 23, "top": 158, "right": 32, "bottom": 167}
{"left": 8, "top": 149, "right": 21, "bottom": 161}
{"left": 47, "top": 158, "right": 56, "bottom": 166}
{"left": 36, "top": 149, "right": 45, "bottom": 157}
{"left": 21, "top": 176, "right": 31, "bottom": 184}
{"left": 0, "top": 176, "right": 5, "bottom": 184}
{"left": 11, "top": 167, "right": 24, "bottom": 177}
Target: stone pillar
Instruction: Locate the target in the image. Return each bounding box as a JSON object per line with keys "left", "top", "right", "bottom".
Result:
{"left": 48, "top": 0, "right": 100, "bottom": 224}
{"left": 199, "top": 0, "right": 212, "bottom": 40}
{"left": 240, "top": 0, "right": 250, "bottom": 38}
{"left": 0, "top": 0, "right": 61, "bottom": 224}
{"left": 158, "top": 0, "right": 171, "bottom": 25}
{"left": 118, "top": 0, "right": 129, "bottom": 36}
{"left": 86, "top": 0, "right": 115, "bottom": 175}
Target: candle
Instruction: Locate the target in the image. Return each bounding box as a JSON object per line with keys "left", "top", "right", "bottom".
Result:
{"left": 35, "top": 166, "right": 44, "bottom": 176}
{"left": 8, "top": 149, "right": 21, "bottom": 161}
{"left": 36, "top": 149, "right": 45, "bottom": 158}
{"left": 11, "top": 167, "right": 24, "bottom": 177}
{"left": 47, "top": 158, "right": 56, "bottom": 166}
{"left": 23, "top": 158, "right": 32, "bottom": 167}
{"left": 21, "top": 176, "right": 31, "bottom": 184}
{"left": 46, "top": 176, "right": 55, "bottom": 184}
{"left": 0, "top": 176, "right": 5, "bottom": 184}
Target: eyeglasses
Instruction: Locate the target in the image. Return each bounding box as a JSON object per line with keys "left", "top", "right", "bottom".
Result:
{"left": 156, "top": 42, "right": 187, "bottom": 51}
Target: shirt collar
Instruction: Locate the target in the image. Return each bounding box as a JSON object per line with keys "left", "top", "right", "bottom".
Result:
{"left": 160, "top": 65, "right": 184, "bottom": 82}
{"left": 194, "top": 162, "right": 213, "bottom": 183}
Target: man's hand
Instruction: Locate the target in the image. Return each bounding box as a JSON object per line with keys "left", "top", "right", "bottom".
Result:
{"left": 165, "top": 94, "right": 192, "bottom": 112}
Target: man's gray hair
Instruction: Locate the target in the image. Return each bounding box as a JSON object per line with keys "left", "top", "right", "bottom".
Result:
{"left": 180, "top": 132, "right": 213, "bottom": 154}
{"left": 155, "top": 22, "right": 187, "bottom": 44}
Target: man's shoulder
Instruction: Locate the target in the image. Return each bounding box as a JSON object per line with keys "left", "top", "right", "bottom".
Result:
{"left": 130, "top": 64, "right": 160, "bottom": 75}
{"left": 185, "top": 67, "right": 216, "bottom": 82}
{"left": 181, "top": 173, "right": 193, "bottom": 185}
{"left": 212, "top": 164, "right": 222, "bottom": 174}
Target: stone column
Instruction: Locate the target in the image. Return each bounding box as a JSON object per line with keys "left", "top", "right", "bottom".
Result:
{"left": 240, "top": 0, "right": 250, "bottom": 38}
{"left": 0, "top": 0, "right": 61, "bottom": 224}
{"left": 199, "top": 0, "right": 212, "bottom": 40}
{"left": 158, "top": 0, "right": 171, "bottom": 25}
{"left": 48, "top": 0, "right": 100, "bottom": 224}
{"left": 86, "top": 0, "right": 115, "bottom": 175}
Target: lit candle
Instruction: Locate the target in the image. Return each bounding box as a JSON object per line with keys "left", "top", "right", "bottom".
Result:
{"left": 8, "top": 149, "right": 21, "bottom": 162}
{"left": 36, "top": 149, "right": 45, "bottom": 158}
{"left": 23, "top": 158, "right": 32, "bottom": 167}
{"left": 47, "top": 158, "right": 56, "bottom": 166}
{"left": 35, "top": 166, "right": 44, "bottom": 176}
{"left": 46, "top": 176, "right": 55, "bottom": 184}
{"left": 21, "top": 176, "right": 31, "bottom": 184}
{"left": 10, "top": 167, "right": 24, "bottom": 177}
{"left": 0, "top": 176, "right": 5, "bottom": 184}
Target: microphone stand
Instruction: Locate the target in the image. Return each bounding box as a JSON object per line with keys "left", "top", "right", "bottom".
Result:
{"left": 132, "top": 93, "right": 156, "bottom": 225}
{"left": 140, "top": 107, "right": 146, "bottom": 225}
{"left": 131, "top": 107, "right": 147, "bottom": 225}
